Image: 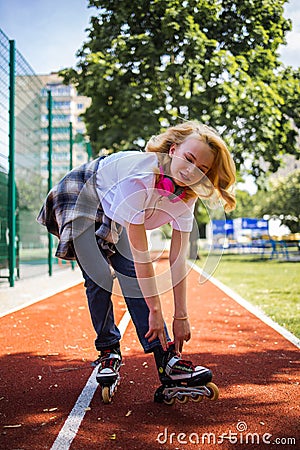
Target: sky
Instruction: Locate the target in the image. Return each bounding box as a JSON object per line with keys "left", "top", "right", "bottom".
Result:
{"left": 0, "top": 0, "right": 93, "bottom": 74}
{"left": 0, "top": 0, "right": 299, "bottom": 75}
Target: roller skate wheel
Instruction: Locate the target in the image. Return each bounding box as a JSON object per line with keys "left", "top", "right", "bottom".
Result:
{"left": 102, "top": 386, "right": 112, "bottom": 404}
{"left": 176, "top": 394, "right": 189, "bottom": 404}
{"left": 206, "top": 382, "right": 219, "bottom": 401}
{"left": 191, "top": 394, "right": 203, "bottom": 403}
{"left": 163, "top": 397, "right": 175, "bottom": 406}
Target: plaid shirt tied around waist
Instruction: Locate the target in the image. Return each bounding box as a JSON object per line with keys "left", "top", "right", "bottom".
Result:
{"left": 37, "top": 157, "right": 122, "bottom": 260}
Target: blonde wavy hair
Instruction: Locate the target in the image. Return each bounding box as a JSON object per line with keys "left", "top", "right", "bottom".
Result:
{"left": 145, "top": 121, "right": 236, "bottom": 212}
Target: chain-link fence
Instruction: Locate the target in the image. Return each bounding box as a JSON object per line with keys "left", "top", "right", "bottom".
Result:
{"left": 0, "top": 29, "right": 87, "bottom": 286}
{"left": 15, "top": 44, "right": 47, "bottom": 280}
{"left": 0, "top": 29, "right": 14, "bottom": 282}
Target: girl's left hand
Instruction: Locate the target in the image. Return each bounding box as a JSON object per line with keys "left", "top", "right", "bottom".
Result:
{"left": 172, "top": 318, "right": 191, "bottom": 353}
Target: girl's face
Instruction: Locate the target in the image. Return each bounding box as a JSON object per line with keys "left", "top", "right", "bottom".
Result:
{"left": 169, "top": 137, "right": 215, "bottom": 187}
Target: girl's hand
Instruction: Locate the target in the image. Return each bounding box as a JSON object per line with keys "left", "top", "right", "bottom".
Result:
{"left": 145, "top": 309, "right": 168, "bottom": 351}
{"left": 172, "top": 318, "right": 191, "bottom": 353}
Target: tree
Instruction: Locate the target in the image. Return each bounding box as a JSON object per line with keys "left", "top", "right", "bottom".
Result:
{"left": 16, "top": 175, "right": 44, "bottom": 212}
{"left": 61, "top": 0, "right": 299, "bottom": 179}
{"left": 227, "top": 189, "right": 256, "bottom": 219}
{"left": 256, "top": 170, "right": 300, "bottom": 233}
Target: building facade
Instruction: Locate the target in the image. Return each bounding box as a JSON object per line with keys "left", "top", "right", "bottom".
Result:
{"left": 39, "top": 72, "right": 91, "bottom": 183}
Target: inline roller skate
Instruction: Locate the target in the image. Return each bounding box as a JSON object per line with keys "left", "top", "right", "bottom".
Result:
{"left": 153, "top": 343, "right": 219, "bottom": 405}
{"left": 95, "top": 346, "right": 122, "bottom": 403}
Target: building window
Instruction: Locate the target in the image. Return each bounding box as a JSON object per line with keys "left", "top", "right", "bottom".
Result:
{"left": 41, "top": 127, "right": 69, "bottom": 134}
{"left": 53, "top": 101, "right": 71, "bottom": 108}
{"left": 41, "top": 85, "right": 71, "bottom": 97}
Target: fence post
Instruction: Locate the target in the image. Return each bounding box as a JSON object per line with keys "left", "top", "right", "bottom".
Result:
{"left": 69, "top": 121, "right": 73, "bottom": 171}
{"left": 47, "top": 90, "right": 53, "bottom": 276}
{"left": 69, "top": 121, "right": 76, "bottom": 270}
{"left": 8, "top": 40, "right": 16, "bottom": 287}
{"left": 86, "top": 141, "right": 92, "bottom": 161}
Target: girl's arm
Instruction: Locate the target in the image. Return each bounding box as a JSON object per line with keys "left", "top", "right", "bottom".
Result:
{"left": 169, "top": 229, "right": 191, "bottom": 353}
{"left": 126, "top": 222, "right": 168, "bottom": 350}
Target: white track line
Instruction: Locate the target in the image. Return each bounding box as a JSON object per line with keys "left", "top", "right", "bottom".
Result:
{"left": 189, "top": 262, "right": 300, "bottom": 349}
{"left": 50, "top": 309, "right": 131, "bottom": 450}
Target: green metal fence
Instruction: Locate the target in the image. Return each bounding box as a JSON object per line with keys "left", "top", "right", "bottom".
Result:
{"left": 0, "top": 31, "right": 9, "bottom": 274}
{"left": 0, "top": 28, "right": 81, "bottom": 286}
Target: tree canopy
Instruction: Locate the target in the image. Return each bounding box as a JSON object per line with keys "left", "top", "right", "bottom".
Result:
{"left": 61, "top": 0, "right": 300, "bottom": 180}
{"left": 255, "top": 170, "right": 300, "bottom": 233}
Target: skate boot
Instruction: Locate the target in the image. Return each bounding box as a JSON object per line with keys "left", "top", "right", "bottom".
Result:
{"left": 95, "top": 346, "right": 122, "bottom": 403}
{"left": 153, "top": 343, "right": 219, "bottom": 405}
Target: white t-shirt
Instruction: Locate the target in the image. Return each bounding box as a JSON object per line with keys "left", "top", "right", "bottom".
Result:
{"left": 96, "top": 151, "right": 196, "bottom": 232}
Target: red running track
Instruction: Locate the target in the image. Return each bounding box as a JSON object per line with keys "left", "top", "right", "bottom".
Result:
{"left": 0, "top": 260, "right": 299, "bottom": 450}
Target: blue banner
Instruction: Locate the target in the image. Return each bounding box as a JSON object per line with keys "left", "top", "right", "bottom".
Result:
{"left": 241, "top": 218, "right": 269, "bottom": 231}
{"left": 212, "top": 220, "right": 234, "bottom": 235}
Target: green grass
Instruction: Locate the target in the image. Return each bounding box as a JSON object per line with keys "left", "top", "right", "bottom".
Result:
{"left": 196, "top": 253, "right": 300, "bottom": 338}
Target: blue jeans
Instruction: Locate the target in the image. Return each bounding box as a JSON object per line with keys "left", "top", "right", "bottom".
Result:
{"left": 75, "top": 227, "right": 170, "bottom": 352}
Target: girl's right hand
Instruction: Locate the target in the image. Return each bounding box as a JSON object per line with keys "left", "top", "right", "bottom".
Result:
{"left": 145, "top": 309, "right": 168, "bottom": 351}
